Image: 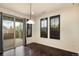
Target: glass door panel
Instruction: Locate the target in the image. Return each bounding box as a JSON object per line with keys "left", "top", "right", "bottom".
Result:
{"left": 15, "top": 19, "right": 23, "bottom": 47}
{"left": 3, "top": 16, "right": 15, "bottom": 50}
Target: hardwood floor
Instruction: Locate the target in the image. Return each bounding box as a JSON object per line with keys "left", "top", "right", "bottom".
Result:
{"left": 0, "top": 43, "right": 78, "bottom": 56}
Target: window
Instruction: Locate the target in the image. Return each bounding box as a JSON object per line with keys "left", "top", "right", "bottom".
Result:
{"left": 40, "top": 18, "right": 48, "bottom": 38}
{"left": 27, "top": 19, "right": 32, "bottom": 37}
{"left": 50, "top": 15, "right": 60, "bottom": 39}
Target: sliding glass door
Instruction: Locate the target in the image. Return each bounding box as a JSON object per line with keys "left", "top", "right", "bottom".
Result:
{"left": 2, "top": 14, "right": 24, "bottom": 51}
{"left": 3, "top": 16, "right": 15, "bottom": 50}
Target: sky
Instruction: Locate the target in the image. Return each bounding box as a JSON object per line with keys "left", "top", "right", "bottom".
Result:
{"left": 3, "top": 20, "right": 22, "bottom": 29}
{"left": 3, "top": 20, "right": 14, "bottom": 28}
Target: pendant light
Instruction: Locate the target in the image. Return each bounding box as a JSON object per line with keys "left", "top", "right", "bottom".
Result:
{"left": 26, "top": 3, "right": 35, "bottom": 24}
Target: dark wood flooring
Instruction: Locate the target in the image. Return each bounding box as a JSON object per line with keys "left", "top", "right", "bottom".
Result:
{"left": 0, "top": 43, "right": 78, "bottom": 56}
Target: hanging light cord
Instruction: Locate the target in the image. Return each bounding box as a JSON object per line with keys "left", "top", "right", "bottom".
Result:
{"left": 30, "top": 3, "right": 31, "bottom": 20}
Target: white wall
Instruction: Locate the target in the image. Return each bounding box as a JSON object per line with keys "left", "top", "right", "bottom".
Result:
{"left": 33, "top": 5, "right": 79, "bottom": 53}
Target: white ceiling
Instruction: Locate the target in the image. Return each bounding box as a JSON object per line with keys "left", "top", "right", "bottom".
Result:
{"left": 0, "top": 3, "right": 74, "bottom": 17}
